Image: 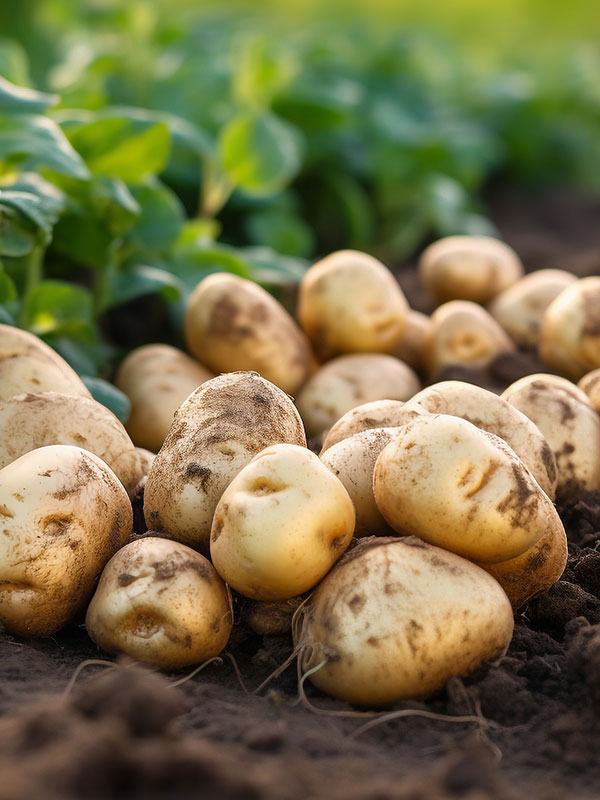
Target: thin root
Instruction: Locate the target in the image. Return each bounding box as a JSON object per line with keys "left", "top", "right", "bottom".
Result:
{"left": 62, "top": 658, "right": 117, "bottom": 698}
{"left": 349, "top": 709, "right": 488, "bottom": 739}
{"left": 168, "top": 656, "right": 223, "bottom": 688}
{"left": 223, "top": 652, "right": 251, "bottom": 694}
{"left": 251, "top": 644, "right": 302, "bottom": 695}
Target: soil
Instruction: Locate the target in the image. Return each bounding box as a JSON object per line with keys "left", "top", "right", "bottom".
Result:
{"left": 2, "top": 186, "right": 600, "bottom": 800}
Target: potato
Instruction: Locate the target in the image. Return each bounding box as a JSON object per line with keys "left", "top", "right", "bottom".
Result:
{"left": 296, "top": 354, "right": 420, "bottom": 438}
{"left": 502, "top": 373, "right": 600, "bottom": 493}
{"left": 144, "top": 372, "right": 306, "bottom": 551}
{"left": 0, "top": 445, "right": 132, "bottom": 637}
{"left": 539, "top": 276, "right": 600, "bottom": 380}
{"left": 86, "top": 537, "right": 232, "bottom": 669}
{"left": 241, "top": 595, "right": 305, "bottom": 636}
{"left": 373, "top": 414, "right": 564, "bottom": 563}
{"left": 293, "top": 536, "right": 514, "bottom": 706}
{"left": 184, "top": 273, "right": 313, "bottom": 395}
{"left": 403, "top": 381, "right": 557, "bottom": 500}
{"left": 578, "top": 369, "right": 600, "bottom": 412}
{"left": 297, "top": 250, "right": 409, "bottom": 361}
{"left": 115, "top": 344, "right": 214, "bottom": 453}
{"left": 320, "top": 400, "right": 419, "bottom": 453}
{"left": 0, "top": 324, "right": 91, "bottom": 402}
{"left": 488, "top": 269, "right": 577, "bottom": 348}
{"left": 418, "top": 235, "right": 524, "bottom": 305}
{"left": 210, "top": 444, "right": 355, "bottom": 600}
{"left": 0, "top": 392, "right": 142, "bottom": 496}
{"left": 424, "top": 300, "right": 515, "bottom": 378}
{"left": 386, "top": 309, "right": 432, "bottom": 371}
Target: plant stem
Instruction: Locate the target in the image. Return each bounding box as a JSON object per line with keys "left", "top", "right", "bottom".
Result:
{"left": 17, "top": 244, "right": 43, "bottom": 327}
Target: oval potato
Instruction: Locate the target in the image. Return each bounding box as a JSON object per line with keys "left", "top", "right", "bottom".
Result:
{"left": 320, "top": 400, "right": 419, "bottom": 453}
{"left": 578, "top": 368, "right": 600, "bottom": 412}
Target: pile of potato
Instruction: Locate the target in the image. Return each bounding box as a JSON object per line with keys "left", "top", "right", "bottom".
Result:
{"left": 2, "top": 236, "right": 600, "bottom": 707}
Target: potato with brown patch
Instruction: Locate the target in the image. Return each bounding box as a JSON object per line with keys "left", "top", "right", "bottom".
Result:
{"left": 578, "top": 369, "right": 600, "bottom": 412}
{"left": 296, "top": 354, "right": 420, "bottom": 438}
{"left": 418, "top": 235, "right": 524, "bottom": 305}
{"left": 293, "top": 536, "right": 514, "bottom": 706}
{"left": 184, "top": 273, "right": 313, "bottom": 395}
{"left": 0, "top": 445, "right": 132, "bottom": 637}
{"left": 144, "top": 372, "right": 306, "bottom": 551}
{"left": 297, "top": 250, "right": 410, "bottom": 361}
{"left": 86, "top": 537, "right": 232, "bottom": 669}
{"left": 320, "top": 400, "right": 419, "bottom": 453}
{"left": 210, "top": 444, "right": 355, "bottom": 600}
{"left": 115, "top": 344, "right": 214, "bottom": 453}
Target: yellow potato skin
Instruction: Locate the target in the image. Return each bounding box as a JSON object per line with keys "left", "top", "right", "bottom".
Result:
{"left": 320, "top": 400, "right": 418, "bottom": 453}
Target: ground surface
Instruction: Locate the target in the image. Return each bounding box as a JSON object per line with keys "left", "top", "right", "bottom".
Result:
{"left": 1, "top": 186, "right": 600, "bottom": 800}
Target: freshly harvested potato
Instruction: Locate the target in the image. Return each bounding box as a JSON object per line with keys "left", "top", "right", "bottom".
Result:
{"left": 241, "top": 595, "right": 305, "bottom": 636}
{"left": 0, "top": 324, "right": 91, "bottom": 402}
{"left": 539, "top": 276, "right": 600, "bottom": 380}
{"left": 297, "top": 250, "right": 410, "bottom": 361}
{"left": 502, "top": 374, "right": 600, "bottom": 493}
{"left": 424, "top": 300, "right": 515, "bottom": 378}
{"left": 144, "top": 372, "right": 306, "bottom": 551}
{"left": 293, "top": 536, "right": 514, "bottom": 706}
{"left": 210, "top": 444, "right": 355, "bottom": 600}
{"left": 578, "top": 369, "right": 600, "bottom": 412}
{"left": 403, "top": 381, "right": 557, "bottom": 500}
{"left": 488, "top": 269, "right": 577, "bottom": 348}
{"left": 320, "top": 428, "right": 400, "bottom": 537}
{"left": 86, "top": 537, "right": 233, "bottom": 669}
{"left": 386, "top": 309, "right": 432, "bottom": 371}
{"left": 0, "top": 392, "right": 142, "bottom": 496}
{"left": 115, "top": 344, "right": 214, "bottom": 453}
{"left": 184, "top": 273, "right": 313, "bottom": 395}
{"left": 0, "top": 445, "right": 132, "bottom": 637}
{"left": 296, "top": 354, "right": 420, "bottom": 438}
{"left": 373, "top": 414, "right": 564, "bottom": 563}
{"left": 320, "top": 400, "right": 419, "bottom": 453}
{"left": 418, "top": 235, "right": 524, "bottom": 305}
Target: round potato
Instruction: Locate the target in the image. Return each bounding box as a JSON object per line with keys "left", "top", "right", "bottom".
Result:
{"left": 320, "top": 400, "right": 419, "bottom": 453}
{"left": 297, "top": 250, "right": 409, "bottom": 361}
{"left": 0, "top": 445, "right": 132, "bottom": 637}
{"left": 293, "top": 536, "right": 514, "bottom": 706}
{"left": 578, "top": 369, "right": 600, "bottom": 412}
{"left": 86, "top": 537, "right": 233, "bottom": 669}
{"left": 184, "top": 273, "right": 313, "bottom": 395}
{"left": 144, "top": 372, "right": 307, "bottom": 551}
{"left": 386, "top": 309, "right": 432, "bottom": 372}
{"left": 210, "top": 444, "right": 355, "bottom": 600}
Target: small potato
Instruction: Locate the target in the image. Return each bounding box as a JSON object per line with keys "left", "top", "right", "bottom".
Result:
{"left": 115, "top": 344, "right": 214, "bottom": 453}
{"left": 296, "top": 354, "right": 420, "bottom": 438}
{"left": 144, "top": 372, "right": 306, "bottom": 551}
{"left": 386, "top": 309, "right": 432, "bottom": 372}
{"left": 0, "top": 445, "right": 132, "bottom": 637}
{"left": 403, "top": 381, "right": 557, "bottom": 500}
{"left": 418, "top": 235, "right": 524, "bottom": 305}
{"left": 320, "top": 400, "right": 419, "bottom": 453}
{"left": 297, "top": 250, "right": 409, "bottom": 361}
{"left": 373, "top": 414, "right": 564, "bottom": 563}
{"left": 184, "top": 273, "right": 313, "bottom": 395}
{"left": 424, "top": 300, "right": 515, "bottom": 378}
{"left": 86, "top": 537, "right": 232, "bottom": 669}
{"left": 293, "top": 536, "right": 514, "bottom": 706}
{"left": 539, "top": 276, "right": 600, "bottom": 380}
{"left": 502, "top": 373, "right": 600, "bottom": 493}
{"left": 241, "top": 596, "right": 305, "bottom": 636}
{"left": 210, "top": 444, "right": 355, "bottom": 600}
{"left": 0, "top": 324, "right": 91, "bottom": 402}
{"left": 488, "top": 269, "right": 577, "bottom": 348}
{"left": 578, "top": 369, "right": 600, "bottom": 412}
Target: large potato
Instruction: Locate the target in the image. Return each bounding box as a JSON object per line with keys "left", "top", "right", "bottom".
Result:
{"left": 144, "top": 372, "right": 306, "bottom": 550}
{"left": 115, "top": 344, "right": 214, "bottom": 453}
{"left": 320, "top": 400, "right": 419, "bottom": 452}
{"left": 578, "top": 369, "right": 600, "bottom": 412}
{"left": 184, "top": 273, "right": 313, "bottom": 395}
{"left": 86, "top": 537, "right": 233, "bottom": 669}
{"left": 0, "top": 445, "right": 132, "bottom": 637}
{"left": 297, "top": 250, "right": 409, "bottom": 361}
{"left": 293, "top": 536, "right": 514, "bottom": 706}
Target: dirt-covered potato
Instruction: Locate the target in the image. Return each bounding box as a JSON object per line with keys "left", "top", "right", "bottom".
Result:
{"left": 539, "top": 276, "right": 600, "bottom": 380}
{"left": 240, "top": 595, "right": 305, "bottom": 636}
{"left": 320, "top": 400, "right": 419, "bottom": 453}
{"left": 86, "top": 537, "right": 232, "bottom": 669}
{"left": 184, "top": 273, "right": 313, "bottom": 395}
{"left": 578, "top": 369, "right": 600, "bottom": 412}
{"left": 403, "top": 381, "right": 557, "bottom": 500}
{"left": 418, "top": 235, "right": 524, "bottom": 305}
{"left": 424, "top": 300, "right": 515, "bottom": 378}
{"left": 488, "top": 269, "right": 577, "bottom": 348}
{"left": 0, "top": 392, "right": 142, "bottom": 496}
{"left": 0, "top": 445, "right": 132, "bottom": 637}
{"left": 296, "top": 354, "right": 420, "bottom": 438}
{"left": 144, "top": 372, "right": 306, "bottom": 551}
{"left": 297, "top": 250, "right": 409, "bottom": 361}
{"left": 0, "top": 324, "right": 91, "bottom": 402}
{"left": 115, "top": 344, "right": 214, "bottom": 453}
{"left": 502, "top": 374, "right": 600, "bottom": 493}
{"left": 373, "top": 414, "right": 564, "bottom": 563}
{"left": 293, "top": 536, "right": 514, "bottom": 706}
{"left": 386, "top": 309, "right": 432, "bottom": 372}
{"left": 210, "top": 444, "right": 355, "bottom": 600}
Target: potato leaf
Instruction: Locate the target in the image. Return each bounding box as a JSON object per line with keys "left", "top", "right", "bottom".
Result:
{"left": 0, "top": 174, "right": 65, "bottom": 245}
{"left": 107, "top": 264, "right": 183, "bottom": 307}
{"left": 81, "top": 376, "right": 131, "bottom": 423}
{"left": 21, "top": 280, "right": 95, "bottom": 340}
{"left": 0, "top": 75, "right": 57, "bottom": 113}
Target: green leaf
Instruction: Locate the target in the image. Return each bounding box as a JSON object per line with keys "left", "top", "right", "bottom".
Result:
{"left": 218, "top": 112, "right": 303, "bottom": 195}
{"left": 241, "top": 246, "right": 308, "bottom": 285}
{"left": 0, "top": 263, "right": 17, "bottom": 304}
{"left": 171, "top": 244, "right": 252, "bottom": 293}
{"left": 21, "top": 280, "right": 95, "bottom": 340}
{"left": 0, "top": 206, "right": 36, "bottom": 256}
{"left": 0, "top": 174, "right": 65, "bottom": 244}
{"left": 107, "top": 264, "right": 183, "bottom": 307}
{"left": 245, "top": 208, "right": 314, "bottom": 257}
{"left": 0, "top": 39, "right": 31, "bottom": 86}
{"left": 81, "top": 376, "right": 131, "bottom": 424}
{"left": 127, "top": 180, "right": 185, "bottom": 253}
{"left": 0, "top": 304, "right": 15, "bottom": 324}
{"left": 0, "top": 75, "right": 57, "bottom": 114}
